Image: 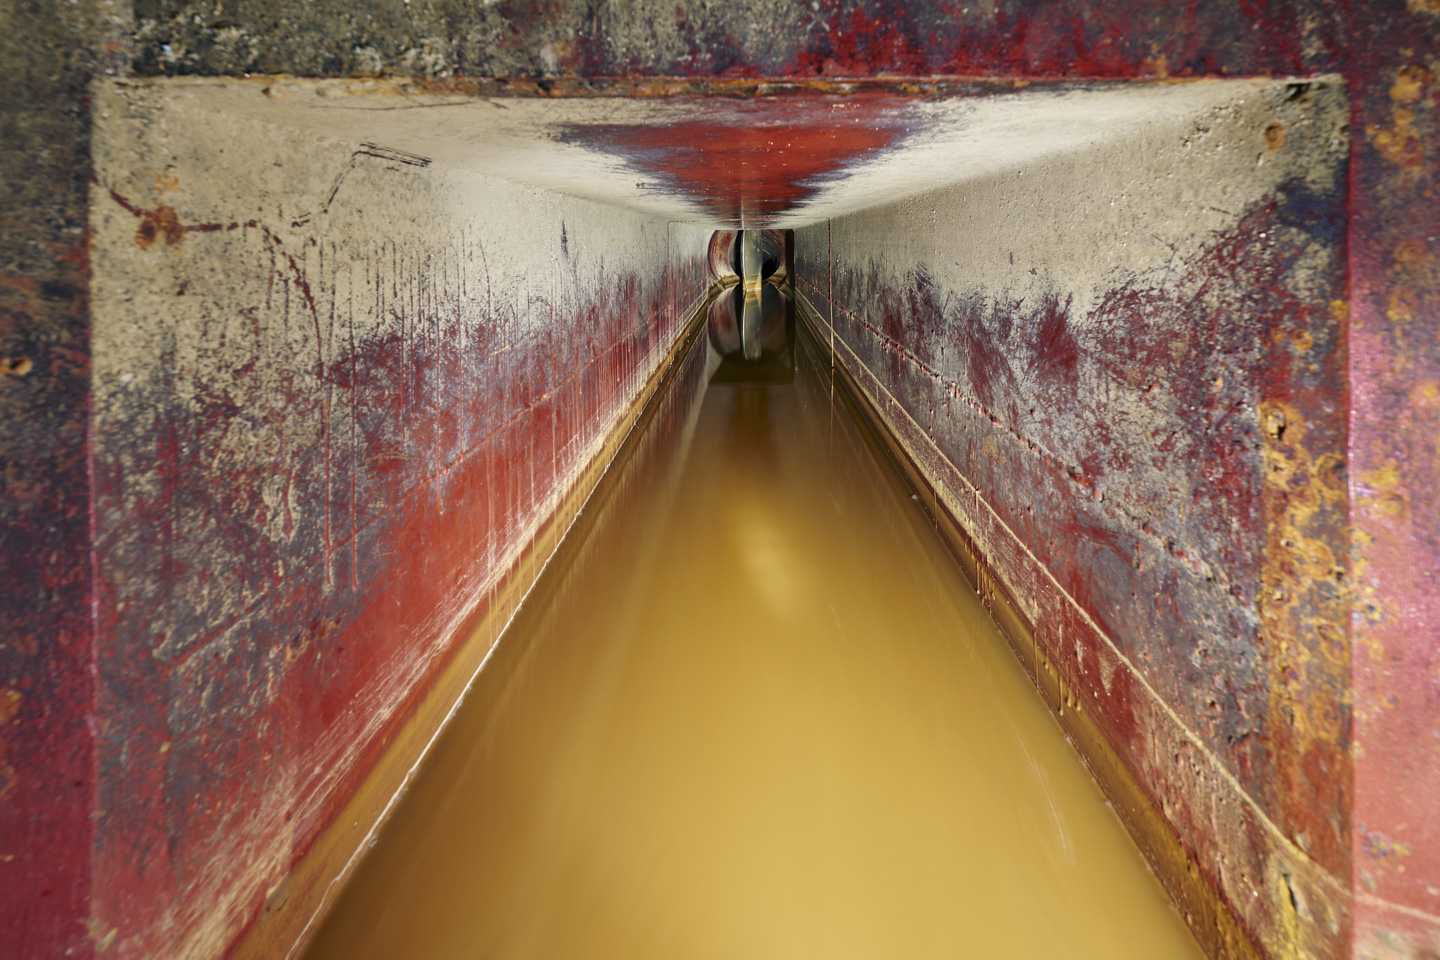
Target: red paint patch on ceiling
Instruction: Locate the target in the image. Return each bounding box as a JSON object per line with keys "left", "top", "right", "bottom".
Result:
{"left": 561, "top": 93, "right": 917, "bottom": 223}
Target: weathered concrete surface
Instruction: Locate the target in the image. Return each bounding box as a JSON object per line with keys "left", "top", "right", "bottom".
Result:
{"left": 2, "top": 2, "right": 1438, "bottom": 959}
{"left": 126, "top": 0, "right": 1333, "bottom": 81}
{"left": 84, "top": 79, "right": 708, "bottom": 959}
{"left": 0, "top": 2, "right": 125, "bottom": 957}
{"left": 1343, "top": 25, "right": 1440, "bottom": 960}
{"left": 795, "top": 76, "right": 1351, "bottom": 959}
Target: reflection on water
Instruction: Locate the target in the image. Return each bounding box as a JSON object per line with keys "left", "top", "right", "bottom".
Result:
{"left": 707, "top": 282, "right": 794, "bottom": 385}
{"left": 302, "top": 296, "right": 1204, "bottom": 960}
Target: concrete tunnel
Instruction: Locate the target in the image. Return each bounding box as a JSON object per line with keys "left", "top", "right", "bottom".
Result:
{"left": 2, "top": 5, "right": 1438, "bottom": 960}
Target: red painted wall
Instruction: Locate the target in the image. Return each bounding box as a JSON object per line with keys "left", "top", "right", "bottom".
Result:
{"left": 2, "top": 2, "right": 1436, "bottom": 958}
{"left": 792, "top": 106, "right": 1352, "bottom": 952}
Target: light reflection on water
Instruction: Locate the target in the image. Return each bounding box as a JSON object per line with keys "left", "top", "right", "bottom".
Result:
{"left": 302, "top": 291, "right": 1204, "bottom": 960}
{"left": 707, "top": 281, "right": 794, "bottom": 385}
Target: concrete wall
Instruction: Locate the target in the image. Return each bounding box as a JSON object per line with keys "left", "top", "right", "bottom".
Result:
{"left": 1, "top": 3, "right": 126, "bottom": 958}
{"left": 794, "top": 77, "right": 1350, "bottom": 959}
{"left": 82, "top": 80, "right": 710, "bottom": 958}
{"left": 2, "top": 2, "right": 1437, "bottom": 959}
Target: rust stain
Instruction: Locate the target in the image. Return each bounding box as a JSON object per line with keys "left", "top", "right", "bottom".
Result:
{"left": 1393, "top": 237, "right": 1435, "bottom": 274}
{"left": 1386, "top": 286, "right": 1419, "bottom": 323}
{"left": 1141, "top": 51, "right": 1170, "bottom": 79}
{"left": 1386, "top": 235, "right": 1439, "bottom": 355}
{"left": 108, "top": 189, "right": 223, "bottom": 250}
{"left": 136, "top": 205, "right": 185, "bottom": 249}
{"left": 0, "top": 688, "right": 20, "bottom": 725}
{"left": 1265, "top": 121, "right": 1287, "bottom": 152}
{"left": 1260, "top": 398, "right": 1350, "bottom": 867}
{"left": 1367, "top": 108, "right": 1426, "bottom": 171}
{"left": 1360, "top": 462, "right": 1409, "bottom": 523}
{"left": 1390, "top": 64, "right": 1433, "bottom": 103}
{"left": 0, "top": 689, "right": 17, "bottom": 803}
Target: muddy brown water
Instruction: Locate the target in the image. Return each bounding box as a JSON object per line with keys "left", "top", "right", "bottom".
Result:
{"left": 302, "top": 293, "right": 1204, "bottom": 960}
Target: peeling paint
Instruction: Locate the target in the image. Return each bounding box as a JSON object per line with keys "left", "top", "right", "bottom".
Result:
{"left": 5, "top": 2, "right": 1440, "bottom": 958}
{"left": 795, "top": 74, "right": 1353, "bottom": 958}
{"left": 84, "top": 80, "right": 710, "bottom": 959}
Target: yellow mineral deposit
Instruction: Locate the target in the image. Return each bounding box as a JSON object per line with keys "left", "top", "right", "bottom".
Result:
{"left": 303, "top": 301, "right": 1204, "bottom": 960}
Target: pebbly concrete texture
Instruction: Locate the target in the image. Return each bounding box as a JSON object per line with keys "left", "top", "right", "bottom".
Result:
{"left": 794, "top": 76, "right": 1352, "bottom": 959}
{"left": 123, "top": 0, "right": 1342, "bottom": 82}
{"left": 1, "top": 2, "right": 1438, "bottom": 959}
{"left": 0, "top": 2, "right": 126, "bottom": 958}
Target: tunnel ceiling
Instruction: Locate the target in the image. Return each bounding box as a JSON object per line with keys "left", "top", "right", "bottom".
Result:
{"left": 149, "top": 77, "right": 1298, "bottom": 228}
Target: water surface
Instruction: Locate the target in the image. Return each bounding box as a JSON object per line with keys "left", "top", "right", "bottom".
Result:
{"left": 303, "top": 291, "right": 1203, "bottom": 960}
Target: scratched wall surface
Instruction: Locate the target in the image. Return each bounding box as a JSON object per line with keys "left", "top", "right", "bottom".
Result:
{"left": 3, "top": 2, "right": 1439, "bottom": 959}
{"left": 795, "top": 76, "right": 1351, "bottom": 958}
{"left": 86, "top": 80, "right": 709, "bottom": 959}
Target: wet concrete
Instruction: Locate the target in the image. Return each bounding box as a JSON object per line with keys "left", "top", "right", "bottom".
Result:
{"left": 301, "top": 293, "right": 1203, "bottom": 960}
